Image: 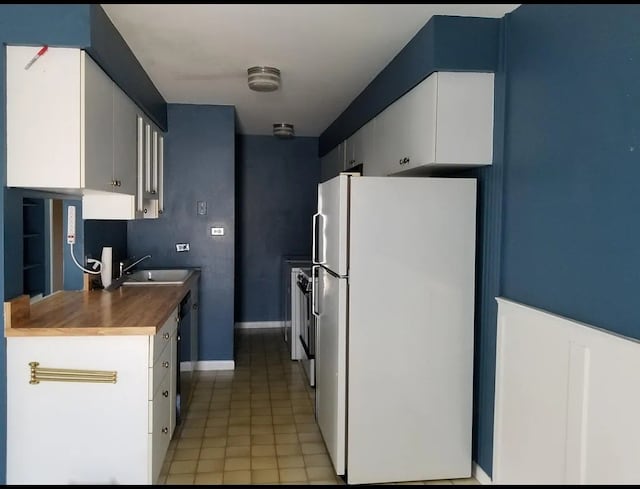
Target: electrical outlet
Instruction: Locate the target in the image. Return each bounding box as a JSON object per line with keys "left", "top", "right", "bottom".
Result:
{"left": 197, "top": 201, "right": 207, "bottom": 216}
{"left": 210, "top": 227, "right": 224, "bottom": 236}
{"left": 176, "top": 243, "right": 190, "bottom": 252}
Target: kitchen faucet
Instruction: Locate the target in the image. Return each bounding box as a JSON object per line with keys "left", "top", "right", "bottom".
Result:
{"left": 119, "top": 254, "right": 152, "bottom": 278}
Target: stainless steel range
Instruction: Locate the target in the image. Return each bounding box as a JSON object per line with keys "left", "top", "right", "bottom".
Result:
{"left": 296, "top": 268, "right": 315, "bottom": 387}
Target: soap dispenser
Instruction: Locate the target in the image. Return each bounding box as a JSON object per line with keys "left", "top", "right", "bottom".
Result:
{"left": 100, "top": 247, "right": 112, "bottom": 288}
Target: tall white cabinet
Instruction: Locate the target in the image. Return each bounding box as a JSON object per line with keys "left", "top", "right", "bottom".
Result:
{"left": 6, "top": 45, "right": 164, "bottom": 220}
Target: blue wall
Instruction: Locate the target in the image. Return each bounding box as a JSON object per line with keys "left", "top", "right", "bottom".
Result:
{"left": 501, "top": 4, "right": 640, "bottom": 340}
{"left": 84, "top": 220, "right": 128, "bottom": 285}
{"left": 319, "top": 15, "right": 500, "bottom": 156}
{"left": 62, "top": 200, "right": 85, "bottom": 291}
{"left": 235, "top": 136, "right": 319, "bottom": 322}
{"left": 127, "top": 104, "right": 236, "bottom": 361}
{"left": 88, "top": 5, "right": 167, "bottom": 130}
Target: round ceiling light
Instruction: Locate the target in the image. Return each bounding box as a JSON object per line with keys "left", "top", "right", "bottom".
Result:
{"left": 273, "top": 123, "right": 295, "bottom": 139}
{"left": 248, "top": 66, "right": 281, "bottom": 92}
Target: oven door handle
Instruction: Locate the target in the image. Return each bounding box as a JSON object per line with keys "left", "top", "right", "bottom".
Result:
{"left": 312, "top": 265, "right": 320, "bottom": 318}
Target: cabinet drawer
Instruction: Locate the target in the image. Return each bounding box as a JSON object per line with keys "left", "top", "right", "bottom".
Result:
{"left": 150, "top": 308, "right": 178, "bottom": 365}
{"left": 148, "top": 373, "right": 171, "bottom": 484}
{"left": 149, "top": 340, "right": 172, "bottom": 400}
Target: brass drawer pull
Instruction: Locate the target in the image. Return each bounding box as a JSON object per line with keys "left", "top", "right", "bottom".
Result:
{"left": 29, "top": 362, "right": 117, "bottom": 384}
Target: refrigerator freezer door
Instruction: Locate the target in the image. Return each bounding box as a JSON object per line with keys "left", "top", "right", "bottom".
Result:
{"left": 346, "top": 176, "right": 477, "bottom": 484}
{"left": 315, "top": 267, "right": 347, "bottom": 476}
{"left": 317, "top": 174, "right": 349, "bottom": 276}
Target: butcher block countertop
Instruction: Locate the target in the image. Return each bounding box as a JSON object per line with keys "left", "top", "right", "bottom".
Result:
{"left": 4, "top": 272, "right": 199, "bottom": 337}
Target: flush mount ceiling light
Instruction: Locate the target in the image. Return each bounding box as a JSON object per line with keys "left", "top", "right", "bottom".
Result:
{"left": 273, "top": 123, "right": 295, "bottom": 139}
{"left": 247, "top": 66, "right": 281, "bottom": 92}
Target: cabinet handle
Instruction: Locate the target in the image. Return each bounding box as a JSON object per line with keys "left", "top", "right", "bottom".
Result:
{"left": 162, "top": 427, "right": 168, "bottom": 434}
{"left": 151, "top": 190, "right": 156, "bottom": 195}
{"left": 163, "top": 332, "right": 170, "bottom": 340}
{"left": 111, "top": 180, "right": 122, "bottom": 187}
{"left": 136, "top": 116, "right": 144, "bottom": 212}
{"left": 163, "top": 361, "right": 169, "bottom": 368}
{"left": 163, "top": 390, "right": 169, "bottom": 397}
{"left": 404, "top": 157, "right": 410, "bottom": 164}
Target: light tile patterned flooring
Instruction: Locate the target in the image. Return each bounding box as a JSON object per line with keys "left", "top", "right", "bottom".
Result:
{"left": 160, "top": 328, "right": 479, "bottom": 485}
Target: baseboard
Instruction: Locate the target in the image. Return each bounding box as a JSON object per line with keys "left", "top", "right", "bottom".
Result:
{"left": 194, "top": 360, "right": 235, "bottom": 371}
{"left": 472, "top": 462, "right": 492, "bottom": 485}
{"left": 234, "top": 321, "right": 282, "bottom": 329}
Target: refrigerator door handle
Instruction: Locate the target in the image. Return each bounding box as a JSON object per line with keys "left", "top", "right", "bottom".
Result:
{"left": 312, "top": 213, "right": 320, "bottom": 264}
{"left": 312, "top": 265, "right": 320, "bottom": 318}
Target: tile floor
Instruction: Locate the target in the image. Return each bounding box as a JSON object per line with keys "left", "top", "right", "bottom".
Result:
{"left": 159, "top": 328, "right": 480, "bottom": 485}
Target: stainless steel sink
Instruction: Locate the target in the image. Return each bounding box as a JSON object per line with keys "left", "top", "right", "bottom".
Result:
{"left": 121, "top": 269, "right": 193, "bottom": 286}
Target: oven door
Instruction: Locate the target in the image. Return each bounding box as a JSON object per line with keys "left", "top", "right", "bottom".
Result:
{"left": 297, "top": 274, "right": 315, "bottom": 387}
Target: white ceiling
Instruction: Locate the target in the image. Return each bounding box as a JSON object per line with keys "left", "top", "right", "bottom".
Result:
{"left": 102, "top": 4, "right": 520, "bottom": 137}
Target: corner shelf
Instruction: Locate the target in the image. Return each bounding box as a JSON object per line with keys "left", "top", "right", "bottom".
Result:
{"left": 22, "top": 197, "right": 45, "bottom": 298}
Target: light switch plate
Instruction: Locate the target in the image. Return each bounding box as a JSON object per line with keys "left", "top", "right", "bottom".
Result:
{"left": 176, "top": 243, "right": 190, "bottom": 252}
{"left": 210, "top": 227, "right": 224, "bottom": 236}
{"left": 197, "top": 201, "right": 207, "bottom": 215}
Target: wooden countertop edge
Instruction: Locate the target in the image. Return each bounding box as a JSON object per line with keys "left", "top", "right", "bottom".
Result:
{"left": 4, "top": 271, "right": 200, "bottom": 337}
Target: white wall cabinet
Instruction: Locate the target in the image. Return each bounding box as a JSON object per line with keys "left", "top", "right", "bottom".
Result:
{"left": 137, "top": 113, "right": 164, "bottom": 219}
{"left": 6, "top": 45, "right": 163, "bottom": 220}
{"left": 375, "top": 71, "right": 494, "bottom": 175}
{"left": 320, "top": 142, "right": 345, "bottom": 183}
{"left": 6, "top": 308, "right": 179, "bottom": 485}
{"left": 344, "top": 119, "right": 376, "bottom": 172}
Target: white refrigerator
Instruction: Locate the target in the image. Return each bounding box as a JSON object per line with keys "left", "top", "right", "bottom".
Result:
{"left": 312, "top": 174, "right": 477, "bottom": 485}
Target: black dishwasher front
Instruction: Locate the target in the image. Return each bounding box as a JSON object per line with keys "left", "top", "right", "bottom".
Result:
{"left": 177, "top": 291, "right": 192, "bottom": 425}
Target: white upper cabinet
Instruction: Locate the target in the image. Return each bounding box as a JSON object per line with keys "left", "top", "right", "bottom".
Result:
{"left": 113, "top": 84, "right": 138, "bottom": 196}
{"left": 373, "top": 71, "right": 495, "bottom": 175}
{"left": 320, "top": 142, "right": 345, "bottom": 183}
{"left": 344, "top": 118, "right": 376, "bottom": 172}
{"left": 6, "top": 45, "right": 164, "bottom": 220}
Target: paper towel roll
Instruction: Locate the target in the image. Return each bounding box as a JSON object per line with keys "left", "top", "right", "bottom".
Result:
{"left": 101, "top": 247, "right": 112, "bottom": 288}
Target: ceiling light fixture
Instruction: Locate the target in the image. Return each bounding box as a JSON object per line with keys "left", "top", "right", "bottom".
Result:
{"left": 248, "top": 66, "right": 281, "bottom": 92}
{"left": 273, "top": 123, "right": 295, "bottom": 139}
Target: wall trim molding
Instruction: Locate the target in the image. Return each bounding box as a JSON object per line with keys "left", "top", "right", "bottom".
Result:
{"left": 472, "top": 462, "right": 492, "bottom": 485}
{"left": 194, "top": 360, "right": 235, "bottom": 371}
{"left": 234, "top": 321, "right": 281, "bottom": 329}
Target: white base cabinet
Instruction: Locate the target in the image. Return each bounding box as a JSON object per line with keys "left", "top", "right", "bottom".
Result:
{"left": 6, "top": 308, "right": 178, "bottom": 485}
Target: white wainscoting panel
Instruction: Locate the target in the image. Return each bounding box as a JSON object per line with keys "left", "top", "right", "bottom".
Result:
{"left": 493, "top": 298, "right": 640, "bottom": 485}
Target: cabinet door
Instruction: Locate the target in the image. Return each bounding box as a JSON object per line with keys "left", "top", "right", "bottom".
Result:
{"left": 377, "top": 90, "right": 413, "bottom": 175}
{"left": 320, "top": 143, "right": 345, "bottom": 183}
{"left": 404, "top": 74, "right": 437, "bottom": 170}
{"left": 6, "top": 46, "right": 82, "bottom": 188}
{"left": 344, "top": 129, "right": 362, "bottom": 170}
{"left": 435, "top": 72, "right": 494, "bottom": 165}
{"left": 7, "top": 335, "right": 150, "bottom": 484}
{"left": 158, "top": 133, "right": 164, "bottom": 214}
{"left": 113, "top": 85, "right": 138, "bottom": 195}
{"left": 82, "top": 52, "right": 115, "bottom": 192}
{"left": 360, "top": 118, "right": 377, "bottom": 174}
